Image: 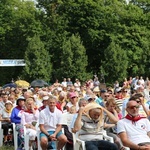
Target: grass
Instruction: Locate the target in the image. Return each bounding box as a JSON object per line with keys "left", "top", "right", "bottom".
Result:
{"left": 0, "top": 146, "right": 14, "bottom": 150}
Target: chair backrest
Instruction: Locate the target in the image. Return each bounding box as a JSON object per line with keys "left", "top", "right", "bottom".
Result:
{"left": 0, "top": 121, "right": 3, "bottom": 147}
{"left": 73, "top": 129, "right": 114, "bottom": 150}
{"left": 62, "top": 113, "right": 74, "bottom": 125}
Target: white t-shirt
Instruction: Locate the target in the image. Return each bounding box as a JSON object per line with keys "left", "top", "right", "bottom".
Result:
{"left": 62, "top": 81, "right": 67, "bottom": 87}
{"left": 0, "top": 108, "right": 11, "bottom": 118}
{"left": 66, "top": 102, "right": 79, "bottom": 111}
{"left": 39, "top": 106, "right": 63, "bottom": 131}
{"left": 117, "top": 118, "right": 150, "bottom": 144}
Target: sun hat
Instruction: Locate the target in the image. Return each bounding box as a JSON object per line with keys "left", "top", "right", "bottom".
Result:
{"left": 16, "top": 96, "right": 26, "bottom": 105}
{"left": 5, "top": 100, "right": 13, "bottom": 106}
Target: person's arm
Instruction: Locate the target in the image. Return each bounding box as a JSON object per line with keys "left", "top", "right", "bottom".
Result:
{"left": 10, "top": 108, "right": 20, "bottom": 123}
{"left": 104, "top": 123, "right": 115, "bottom": 128}
{"left": 112, "top": 109, "right": 119, "bottom": 120}
{"left": 147, "top": 131, "right": 150, "bottom": 138}
{"left": 39, "top": 124, "right": 50, "bottom": 137}
{"left": 119, "top": 132, "right": 150, "bottom": 150}
{"left": 103, "top": 107, "right": 119, "bottom": 123}
{"left": 74, "top": 107, "right": 84, "bottom": 132}
{"left": 50, "top": 124, "right": 62, "bottom": 141}
{"left": 140, "top": 98, "right": 149, "bottom": 117}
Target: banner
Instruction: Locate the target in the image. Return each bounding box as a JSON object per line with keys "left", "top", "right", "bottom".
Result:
{"left": 0, "top": 59, "right": 26, "bottom": 66}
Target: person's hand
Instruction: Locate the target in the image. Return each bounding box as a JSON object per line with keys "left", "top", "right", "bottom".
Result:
{"left": 49, "top": 134, "right": 57, "bottom": 141}
{"left": 31, "top": 103, "right": 35, "bottom": 110}
{"left": 6, "top": 118, "right": 11, "bottom": 122}
{"left": 78, "top": 107, "right": 85, "bottom": 115}
{"left": 139, "top": 97, "right": 144, "bottom": 105}
{"left": 139, "top": 145, "right": 150, "bottom": 150}
{"left": 25, "top": 124, "right": 31, "bottom": 128}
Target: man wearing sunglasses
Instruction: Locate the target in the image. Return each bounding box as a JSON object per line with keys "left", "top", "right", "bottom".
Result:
{"left": 117, "top": 100, "right": 150, "bottom": 150}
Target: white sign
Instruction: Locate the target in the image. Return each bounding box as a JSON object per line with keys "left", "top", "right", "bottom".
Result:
{"left": 0, "top": 59, "right": 26, "bottom": 66}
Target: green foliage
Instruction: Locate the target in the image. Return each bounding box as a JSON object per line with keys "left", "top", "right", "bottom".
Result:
{"left": 0, "top": 0, "right": 150, "bottom": 84}
{"left": 0, "top": 0, "right": 43, "bottom": 83}
{"left": 53, "top": 34, "right": 91, "bottom": 81}
{"left": 22, "top": 35, "right": 52, "bottom": 82}
{"left": 102, "top": 39, "right": 128, "bottom": 83}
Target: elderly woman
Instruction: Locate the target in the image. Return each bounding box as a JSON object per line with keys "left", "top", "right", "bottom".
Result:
{"left": 74, "top": 103, "right": 119, "bottom": 150}
{"left": 66, "top": 92, "right": 79, "bottom": 112}
{"left": 0, "top": 100, "right": 13, "bottom": 145}
{"left": 21, "top": 97, "right": 39, "bottom": 150}
{"left": 11, "top": 96, "right": 26, "bottom": 149}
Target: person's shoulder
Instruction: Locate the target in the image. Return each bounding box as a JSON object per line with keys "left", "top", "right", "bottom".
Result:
{"left": 40, "top": 107, "right": 47, "bottom": 114}
{"left": 81, "top": 115, "right": 90, "bottom": 121}
{"left": 117, "top": 117, "right": 126, "bottom": 123}
{"left": 55, "top": 107, "right": 63, "bottom": 114}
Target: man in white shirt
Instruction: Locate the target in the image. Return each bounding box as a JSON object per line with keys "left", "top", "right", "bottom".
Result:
{"left": 39, "top": 95, "right": 67, "bottom": 150}
{"left": 117, "top": 100, "right": 150, "bottom": 150}
{"left": 0, "top": 93, "right": 8, "bottom": 111}
{"left": 61, "top": 78, "right": 67, "bottom": 87}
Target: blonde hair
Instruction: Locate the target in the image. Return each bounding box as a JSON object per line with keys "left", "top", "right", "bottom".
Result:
{"left": 105, "top": 98, "right": 116, "bottom": 107}
{"left": 25, "top": 97, "right": 35, "bottom": 105}
{"left": 69, "top": 106, "right": 76, "bottom": 114}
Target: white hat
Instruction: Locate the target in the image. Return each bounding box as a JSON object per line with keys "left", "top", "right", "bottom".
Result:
{"left": 84, "top": 95, "right": 93, "bottom": 101}
{"left": 42, "top": 96, "right": 49, "bottom": 101}
{"left": 115, "top": 87, "right": 122, "bottom": 93}
{"left": 5, "top": 100, "right": 13, "bottom": 105}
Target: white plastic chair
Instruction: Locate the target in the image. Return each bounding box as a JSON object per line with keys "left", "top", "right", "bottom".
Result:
{"left": 0, "top": 121, "right": 3, "bottom": 147}
{"left": 72, "top": 130, "right": 114, "bottom": 150}
{"left": 12, "top": 123, "right": 19, "bottom": 150}
{"left": 23, "top": 126, "right": 30, "bottom": 150}
{"left": 37, "top": 125, "right": 42, "bottom": 150}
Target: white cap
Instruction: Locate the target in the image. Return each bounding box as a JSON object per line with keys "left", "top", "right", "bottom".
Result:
{"left": 5, "top": 100, "right": 13, "bottom": 105}
{"left": 42, "top": 96, "right": 49, "bottom": 101}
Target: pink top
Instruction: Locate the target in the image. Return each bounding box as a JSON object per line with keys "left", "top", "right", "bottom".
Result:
{"left": 21, "top": 110, "right": 39, "bottom": 125}
{"left": 118, "top": 113, "right": 123, "bottom": 120}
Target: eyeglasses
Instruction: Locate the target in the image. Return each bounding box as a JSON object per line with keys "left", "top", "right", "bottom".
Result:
{"left": 108, "top": 92, "right": 112, "bottom": 95}
{"left": 123, "top": 91, "right": 127, "bottom": 93}
{"left": 127, "top": 105, "right": 140, "bottom": 109}
{"left": 105, "top": 95, "right": 110, "bottom": 97}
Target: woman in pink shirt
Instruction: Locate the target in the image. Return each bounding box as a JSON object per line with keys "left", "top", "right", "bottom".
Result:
{"left": 21, "top": 97, "right": 39, "bottom": 150}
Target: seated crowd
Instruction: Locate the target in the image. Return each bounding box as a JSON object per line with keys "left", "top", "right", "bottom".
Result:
{"left": 0, "top": 76, "right": 150, "bottom": 150}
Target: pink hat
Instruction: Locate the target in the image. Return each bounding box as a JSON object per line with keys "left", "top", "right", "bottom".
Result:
{"left": 70, "top": 92, "right": 77, "bottom": 98}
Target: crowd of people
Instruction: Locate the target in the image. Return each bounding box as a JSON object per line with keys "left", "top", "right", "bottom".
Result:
{"left": 0, "top": 76, "right": 150, "bottom": 150}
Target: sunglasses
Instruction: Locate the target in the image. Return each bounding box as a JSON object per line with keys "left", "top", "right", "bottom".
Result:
{"left": 71, "top": 97, "right": 76, "bottom": 99}
{"left": 127, "top": 105, "right": 140, "bottom": 109}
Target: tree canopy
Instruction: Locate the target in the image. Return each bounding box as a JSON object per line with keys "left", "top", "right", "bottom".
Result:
{"left": 0, "top": 0, "right": 149, "bottom": 85}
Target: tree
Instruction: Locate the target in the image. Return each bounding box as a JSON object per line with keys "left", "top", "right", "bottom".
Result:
{"left": 53, "top": 34, "right": 91, "bottom": 82}
{"left": 22, "top": 35, "right": 52, "bottom": 82}
{"left": 0, "top": 0, "right": 43, "bottom": 83}
{"left": 102, "top": 39, "right": 128, "bottom": 83}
